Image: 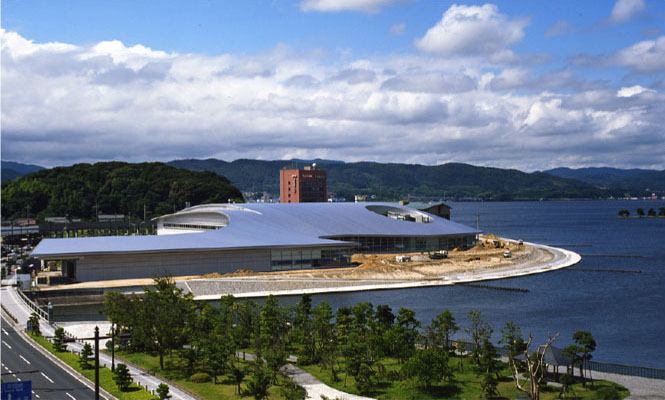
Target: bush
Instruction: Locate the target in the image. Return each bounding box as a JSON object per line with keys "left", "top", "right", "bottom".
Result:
{"left": 595, "top": 385, "right": 622, "bottom": 400}
{"left": 189, "top": 372, "right": 212, "bottom": 383}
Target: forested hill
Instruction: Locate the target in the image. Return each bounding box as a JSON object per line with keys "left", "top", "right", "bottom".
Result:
{"left": 168, "top": 158, "right": 613, "bottom": 201}
{"left": 544, "top": 167, "right": 665, "bottom": 194}
{"left": 1, "top": 160, "right": 45, "bottom": 182}
{"left": 1, "top": 162, "right": 243, "bottom": 221}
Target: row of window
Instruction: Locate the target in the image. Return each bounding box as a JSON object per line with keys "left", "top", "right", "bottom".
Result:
{"left": 162, "top": 223, "right": 223, "bottom": 230}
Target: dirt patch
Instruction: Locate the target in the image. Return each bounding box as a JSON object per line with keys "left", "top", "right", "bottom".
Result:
{"left": 196, "top": 241, "right": 534, "bottom": 281}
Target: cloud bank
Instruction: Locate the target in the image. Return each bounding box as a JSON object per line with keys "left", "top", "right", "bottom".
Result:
{"left": 1, "top": 20, "right": 664, "bottom": 170}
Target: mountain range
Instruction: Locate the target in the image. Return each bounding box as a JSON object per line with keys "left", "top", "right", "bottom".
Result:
{"left": 3, "top": 160, "right": 663, "bottom": 207}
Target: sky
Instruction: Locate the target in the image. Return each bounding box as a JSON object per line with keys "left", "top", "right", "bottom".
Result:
{"left": 1, "top": 0, "right": 664, "bottom": 170}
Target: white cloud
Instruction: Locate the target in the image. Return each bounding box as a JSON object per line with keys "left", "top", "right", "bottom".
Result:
{"left": 414, "top": 4, "right": 528, "bottom": 58}
{"left": 1, "top": 30, "right": 664, "bottom": 170}
{"left": 609, "top": 0, "right": 645, "bottom": 24}
{"left": 300, "top": 0, "right": 397, "bottom": 13}
{"left": 389, "top": 23, "right": 405, "bottom": 36}
{"left": 617, "top": 85, "right": 655, "bottom": 97}
{"left": 614, "top": 36, "right": 665, "bottom": 71}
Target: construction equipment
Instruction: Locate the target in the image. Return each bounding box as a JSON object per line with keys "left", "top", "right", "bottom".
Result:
{"left": 428, "top": 250, "right": 448, "bottom": 260}
{"left": 484, "top": 234, "right": 504, "bottom": 248}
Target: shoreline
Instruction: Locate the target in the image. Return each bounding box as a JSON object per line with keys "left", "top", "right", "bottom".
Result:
{"left": 187, "top": 241, "right": 581, "bottom": 300}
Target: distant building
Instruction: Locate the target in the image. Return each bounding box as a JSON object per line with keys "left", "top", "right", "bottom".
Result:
{"left": 98, "top": 214, "right": 124, "bottom": 222}
{"left": 401, "top": 201, "right": 451, "bottom": 220}
{"left": 280, "top": 164, "right": 327, "bottom": 203}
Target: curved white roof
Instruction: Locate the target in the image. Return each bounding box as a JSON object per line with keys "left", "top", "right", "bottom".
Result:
{"left": 32, "top": 202, "right": 480, "bottom": 257}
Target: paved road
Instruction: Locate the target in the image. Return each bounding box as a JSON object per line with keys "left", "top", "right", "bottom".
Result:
{"left": 1, "top": 316, "right": 103, "bottom": 400}
{"left": 2, "top": 286, "right": 193, "bottom": 400}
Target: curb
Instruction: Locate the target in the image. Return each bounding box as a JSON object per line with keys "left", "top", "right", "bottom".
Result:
{"left": 7, "top": 316, "right": 118, "bottom": 400}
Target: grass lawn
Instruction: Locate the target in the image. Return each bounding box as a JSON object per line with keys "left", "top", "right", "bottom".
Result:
{"left": 29, "top": 334, "right": 154, "bottom": 400}
{"left": 114, "top": 350, "right": 295, "bottom": 399}
{"left": 299, "top": 355, "right": 629, "bottom": 400}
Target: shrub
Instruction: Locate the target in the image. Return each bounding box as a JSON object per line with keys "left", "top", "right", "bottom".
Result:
{"left": 189, "top": 372, "right": 212, "bottom": 383}
{"left": 113, "top": 363, "right": 133, "bottom": 391}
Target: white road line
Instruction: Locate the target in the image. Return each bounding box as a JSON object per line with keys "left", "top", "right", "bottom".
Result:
{"left": 2, "top": 328, "right": 8, "bottom": 335}
{"left": 41, "top": 372, "right": 54, "bottom": 383}
{"left": 16, "top": 376, "right": 22, "bottom": 381}
{"left": 19, "top": 355, "right": 31, "bottom": 365}
{"left": 6, "top": 368, "right": 13, "bottom": 374}
{"left": 35, "top": 394, "right": 41, "bottom": 399}
{"left": 2, "top": 341, "right": 12, "bottom": 349}
{"left": 66, "top": 392, "right": 76, "bottom": 400}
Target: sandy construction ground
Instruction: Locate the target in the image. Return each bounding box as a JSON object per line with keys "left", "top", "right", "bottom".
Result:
{"left": 198, "top": 241, "right": 550, "bottom": 281}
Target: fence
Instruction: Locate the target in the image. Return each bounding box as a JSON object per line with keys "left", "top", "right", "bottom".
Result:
{"left": 16, "top": 288, "right": 50, "bottom": 322}
{"left": 589, "top": 361, "right": 665, "bottom": 380}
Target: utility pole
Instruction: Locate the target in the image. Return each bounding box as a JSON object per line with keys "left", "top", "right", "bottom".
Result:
{"left": 95, "top": 326, "right": 100, "bottom": 400}
{"left": 111, "top": 323, "right": 115, "bottom": 372}
{"left": 143, "top": 204, "right": 147, "bottom": 222}
{"left": 476, "top": 213, "right": 480, "bottom": 230}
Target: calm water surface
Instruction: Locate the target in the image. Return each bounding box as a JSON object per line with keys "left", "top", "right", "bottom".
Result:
{"left": 303, "top": 200, "right": 665, "bottom": 368}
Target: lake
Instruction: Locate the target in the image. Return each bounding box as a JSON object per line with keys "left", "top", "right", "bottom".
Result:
{"left": 298, "top": 200, "right": 665, "bottom": 368}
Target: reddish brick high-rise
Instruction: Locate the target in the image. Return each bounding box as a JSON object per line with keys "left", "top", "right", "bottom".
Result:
{"left": 280, "top": 164, "right": 327, "bottom": 203}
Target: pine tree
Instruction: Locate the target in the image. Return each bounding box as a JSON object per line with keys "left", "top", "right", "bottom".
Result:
{"left": 78, "top": 343, "right": 93, "bottom": 369}
{"left": 113, "top": 363, "right": 133, "bottom": 391}
{"left": 53, "top": 327, "right": 67, "bottom": 352}
{"left": 156, "top": 383, "right": 171, "bottom": 400}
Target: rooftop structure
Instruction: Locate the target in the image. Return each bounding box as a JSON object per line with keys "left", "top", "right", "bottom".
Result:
{"left": 31, "top": 202, "right": 479, "bottom": 282}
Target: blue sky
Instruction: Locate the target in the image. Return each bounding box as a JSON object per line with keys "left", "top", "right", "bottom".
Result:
{"left": 2, "top": 0, "right": 664, "bottom": 170}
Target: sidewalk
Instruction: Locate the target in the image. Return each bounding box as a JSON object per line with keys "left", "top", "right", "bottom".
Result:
{"left": 1, "top": 286, "right": 195, "bottom": 400}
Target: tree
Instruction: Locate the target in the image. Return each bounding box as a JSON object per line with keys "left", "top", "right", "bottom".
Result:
{"left": 259, "top": 295, "right": 288, "bottom": 383}
{"left": 572, "top": 330, "right": 596, "bottom": 387}
{"left": 79, "top": 343, "right": 93, "bottom": 370}
{"left": 138, "top": 276, "right": 193, "bottom": 370}
{"left": 431, "top": 308, "right": 458, "bottom": 353}
{"left": 402, "top": 347, "right": 451, "bottom": 390}
{"left": 466, "top": 311, "right": 492, "bottom": 365}
{"left": 637, "top": 208, "right": 645, "bottom": 217}
{"left": 648, "top": 208, "right": 656, "bottom": 217}
{"left": 28, "top": 312, "right": 41, "bottom": 337}
{"left": 388, "top": 307, "right": 421, "bottom": 363}
{"left": 313, "top": 301, "right": 339, "bottom": 381}
{"left": 113, "top": 363, "right": 133, "bottom": 391}
{"left": 500, "top": 321, "right": 526, "bottom": 378}
{"left": 618, "top": 209, "right": 630, "bottom": 217}
{"left": 246, "top": 366, "right": 271, "bottom": 400}
{"left": 558, "top": 374, "right": 576, "bottom": 399}
{"left": 510, "top": 333, "right": 557, "bottom": 400}
{"left": 156, "top": 383, "right": 171, "bottom": 400}
{"left": 659, "top": 207, "right": 665, "bottom": 217}
{"left": 479, "top": 338, "right": 501, "bottom": 398}
{"left": 230, "top": 365, "right": 246, "bottom": 395}
{"left": 53, "top": 327, "right": 67, "bottom": 352}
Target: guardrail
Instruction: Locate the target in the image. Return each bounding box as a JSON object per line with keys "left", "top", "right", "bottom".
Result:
{"left": 16, "top": 288, "right": 50, "bottom": 322}
{"left": 589, "top": 361, "right": 665, "bottom": 380}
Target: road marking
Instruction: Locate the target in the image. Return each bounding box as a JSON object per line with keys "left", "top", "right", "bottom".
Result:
{"left": 16, "top": 376, "right": 22, "bottom": 381}
{"left": 2, "top": 328, "right": 8, "bottom": 335}
{"left": 66, "top": 392, "right": 76, "bottom": 400}
{"left": 19, "top": 355, "right": 31, "bottom": 365}
{"left": 32, "top": 392, "right": 41, "bottom": 399}
{"left": 41, "top": 372, "right": 54, "bottom": 383}
{"left": 2, "top": 341, "right": 12, "bottom": 349}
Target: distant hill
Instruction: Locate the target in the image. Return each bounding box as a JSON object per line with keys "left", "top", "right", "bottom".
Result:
{"left": 544, "top": 167, "right": 665, "bottom": 194}
{"left": 169, "top": 158, "right": 613, "bottom": 201}
{"left": 1, "top": 162, "right": 243, "bottom": 221}
{"left": 1, "top": 161, "right": 45, "bottom": 182}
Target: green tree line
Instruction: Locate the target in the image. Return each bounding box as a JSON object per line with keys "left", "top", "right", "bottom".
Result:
{"left": 1, "top": 161, "right": 243, "bottom": 221}
{"left": 103, "top": 278, "right": 618, "bottom": 400}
